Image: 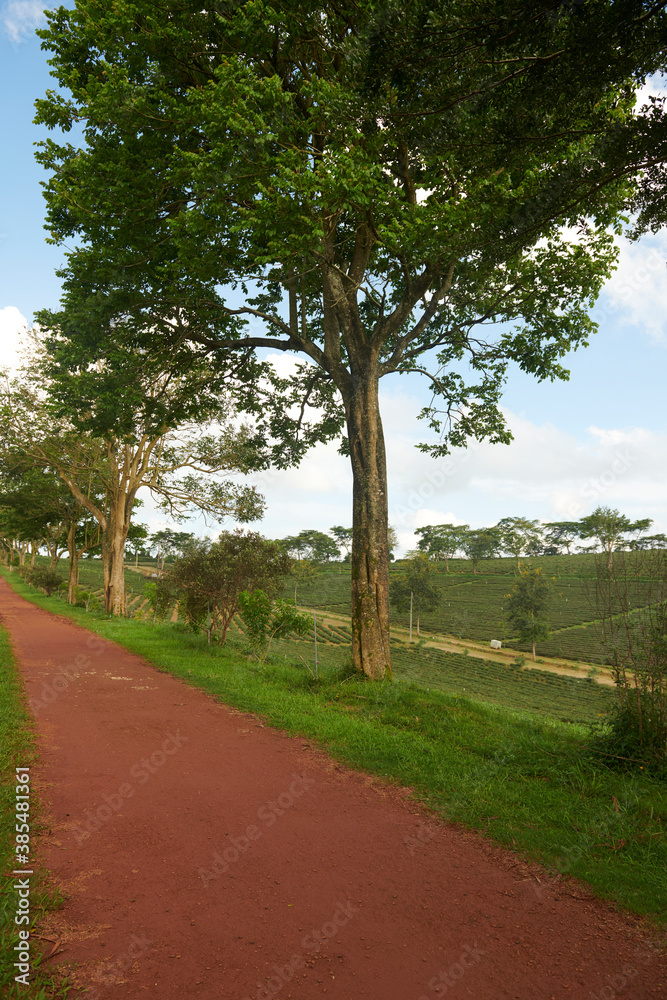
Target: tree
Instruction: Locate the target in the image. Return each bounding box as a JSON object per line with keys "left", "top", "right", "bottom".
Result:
{"left": 35, "top": 1, "right": 667, "bottom": 677}
{"left": 460, "top": 528, "right": 501, "bottom": 574}
{"left": 126, "top": 523, "right": 150, "bottom": 567}
{"left": 330, "top": 526, "right": 353, "bottom": 561}
{"left": 496, "top": 517, "right": 543, "bottom": 567}
{"left": 0, "top": 455, "right": 104, "bottom": 600}
{"left": 0, "top": 347, "right": 265, "bottom": 614}
{"left": 389, "top": 555, "right": 441, "bottom": 637}
{"left": 238, "top": 590, "right": 310, "bottom": 666}
{"left": 150, "top": 529, "right": 196, "bottom": 571}
{"left": 415, "top": 523, "right": 469, "bottom": 571}
{"left": 506, "top": 567, "right": 551, "bottom": 661}
{"left": 590, "top": 550, "right": 667, "bottom": 769}
{"left": 160, "top": 531, "right": 292, "bottom": 644}
{"left": 543, "top": 521, "right": 581, "bottom": 555}
{"left": 578, "top": 507, "right": 653, "bottom": 573}
{"left": 631, "top": 534, "right": 667, "bottom": 551}
{"left": 290, "top": 530, "right": 340, "bottom": 564}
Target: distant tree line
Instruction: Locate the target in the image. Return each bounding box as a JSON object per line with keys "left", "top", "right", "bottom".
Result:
{"left": 414, "top": 509, "right": 664, "bottom": 573}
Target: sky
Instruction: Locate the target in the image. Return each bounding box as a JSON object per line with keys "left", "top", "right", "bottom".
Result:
{"left": 1, "top": 3, "right": 667, "bottom": 555}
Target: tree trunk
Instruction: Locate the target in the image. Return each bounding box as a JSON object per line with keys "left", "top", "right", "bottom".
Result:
{"left": 532, "top": 640, "right": 536, "bottom": 662}
{"left": 103, "top": 496, "right": 132, "bottom": 615}
{"left": 347, "top": 371, "right": 392, "bottom": 680}
{"left": 67, "top": 521, "right": 79, "bottom": 604}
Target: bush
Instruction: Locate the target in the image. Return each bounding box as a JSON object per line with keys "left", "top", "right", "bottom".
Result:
{"left": 145, "top": 581, "right": 172, "bottom": 622}
{"left": 25, "top": 566, "right": 64, "bottom": 596}
{"left": 238, "top": 590, "right": 310, "bottom": 665}
{"left": 160, "top": 531, "right": 292, "bottom": 643}
{"left": 589, "top": 694, "right": 667, "bottom": 776}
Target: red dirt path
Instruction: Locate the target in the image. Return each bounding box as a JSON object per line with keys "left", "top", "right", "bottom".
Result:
{"left": 1, "top": 577, "right": 665, "bottom": 1000}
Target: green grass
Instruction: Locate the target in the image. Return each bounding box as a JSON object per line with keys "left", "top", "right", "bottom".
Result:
{"left": 284, "top": 556, "right": 660, "bottom": 664}
{"left": 0, "top": 622, "right": 70, "bottom": 999}
{"left": 237, "top": 619, "right": 615, "bottom": 725}
{"left": 4, "top": 568, "right": 667, "bottom": 929}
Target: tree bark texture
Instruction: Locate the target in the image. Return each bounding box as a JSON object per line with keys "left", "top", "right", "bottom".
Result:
{"left": 103, "top": 494, "right": 133, "bottom": 615}
{"left": 346, "top": 370, "right": 392, "bottom": 681}
{"left": 67, "top": 520, "right": 79, "bottom": 604}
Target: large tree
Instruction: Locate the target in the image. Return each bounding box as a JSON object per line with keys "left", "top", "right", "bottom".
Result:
{"left": 579, "top": 506, "right": 652, "bottom": 572}
{"left": 415, "top": 523, "right": 469, "bottom": 570}
{"left": 0, "top": 348, "right": 265, "bottom": 614}
{"left": 35, "top": 1, "right": 667, "bottom": 678}
{"left": 496, "top": 517, "right": 543, "bottom": 567}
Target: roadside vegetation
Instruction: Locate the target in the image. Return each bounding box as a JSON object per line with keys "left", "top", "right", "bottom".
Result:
{"left": 3, "top": 568, "right": 666, "bottom": 927}
{"left": 0, "top": 624, "right": 70, "bottom": 999}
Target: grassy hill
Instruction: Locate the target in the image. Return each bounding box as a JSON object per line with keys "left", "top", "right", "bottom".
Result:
{"left": 21, "top": 553, "right": 617, "bottom": 726}
{"left": 286, "top": 553, "right": 657, "bottom": 664}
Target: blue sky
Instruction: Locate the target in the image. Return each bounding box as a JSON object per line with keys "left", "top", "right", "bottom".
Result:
{"left": 1, "top": 4, "right": 666, "bottom": 553}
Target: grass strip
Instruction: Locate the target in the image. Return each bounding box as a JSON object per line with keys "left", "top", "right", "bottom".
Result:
{"left": 4, "top": 569, "right": 667, "bottom": 929}
{"left": 0, "top": 620, "right": 70, "bottom": 999}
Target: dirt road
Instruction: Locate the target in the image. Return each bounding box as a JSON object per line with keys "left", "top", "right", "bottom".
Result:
{"left": 1, "top": 577, "right": 663, "bottom": 999}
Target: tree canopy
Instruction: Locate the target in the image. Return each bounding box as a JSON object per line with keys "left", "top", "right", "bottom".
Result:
{"left": 579, "top": 506, "right": 652, "bottom": 571}
{"left": 506, "top": 566, "right": 551, "bottom": 661}
{"left": 0, "top": 343, "right": 266, "bottom": 613}
{"left": 34, "top": 0, "right": 667, "bottom": 677}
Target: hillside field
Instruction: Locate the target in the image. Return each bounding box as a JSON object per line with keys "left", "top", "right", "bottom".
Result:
{"left": 19, "top": 553, "right": 621, "bottom": 726}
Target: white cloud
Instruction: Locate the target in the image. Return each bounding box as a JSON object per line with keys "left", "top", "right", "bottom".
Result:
{"left": 596, "top": 233, "right": 667, "bottom": 342}
{"left": 0, "top": 306, "right": 29, "bottom": 373}
{"left": 2, "top": 1, "right": 47, "bottom": 43}
{"left": 634, "top": 72, "right": 667, "bottom": 114}
{"left": 383, "top": 396, "right": 667, "bottom": 540}
{"left": 130, "top": 391, "right": 667, "bottom": 554}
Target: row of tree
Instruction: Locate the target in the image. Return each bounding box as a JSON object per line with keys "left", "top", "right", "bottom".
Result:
{"left": 414, "top": 510, "right": 665, "bottom": 572}
{"left": 27, "top": 0, "right": 667, "bottom": 679}
{"left": 0, "top": 340, "right": 267, "bottom": 613}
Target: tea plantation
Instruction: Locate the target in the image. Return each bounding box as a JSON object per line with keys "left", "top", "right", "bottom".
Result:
{"left": 22, "top": 552, "right": 629, "bottom": 724}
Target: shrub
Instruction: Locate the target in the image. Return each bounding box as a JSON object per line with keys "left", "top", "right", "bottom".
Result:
{"left": 25, "top": 566, "right": 64, "bottom": 596}
{"left": 161, "top": 531, "right": 292, "bottom": 643}
{"left": 238, "top": 590, "right": 310, "bottom": 666}
{"left": 589, "top": 695, "right": 667, "bottom": 776}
